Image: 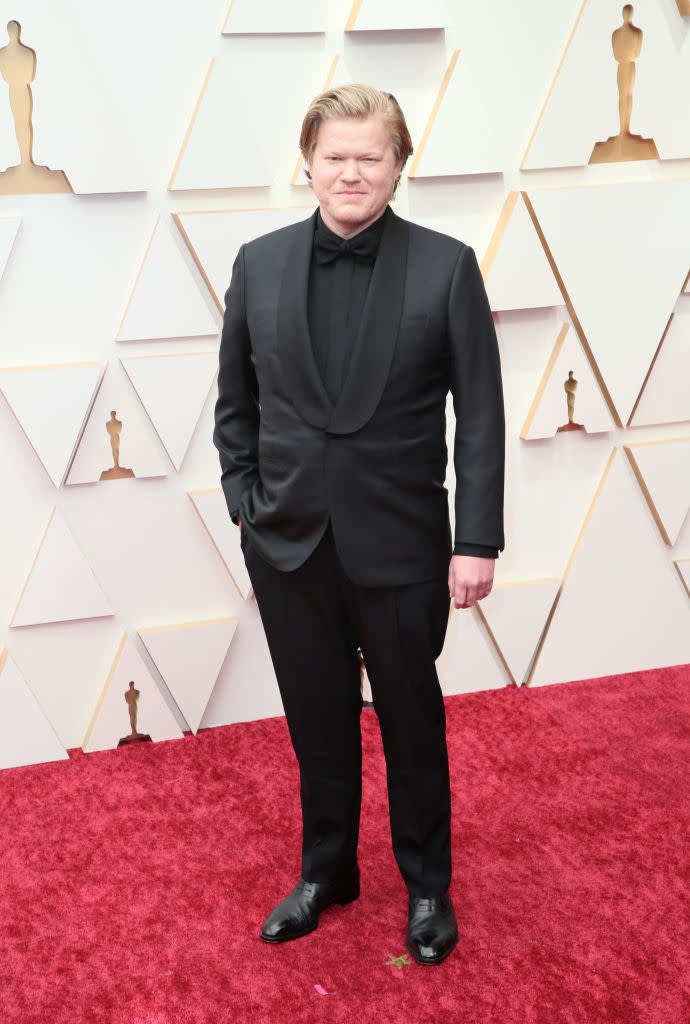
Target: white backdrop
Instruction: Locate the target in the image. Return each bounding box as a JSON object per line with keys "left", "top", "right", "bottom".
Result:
{"left": 0, "top": 0, "right": 688, "bottom": 769}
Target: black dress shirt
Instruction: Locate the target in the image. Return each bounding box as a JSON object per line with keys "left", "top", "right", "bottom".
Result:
{"left": 307, "top": 207, "right": 497, "bottom": 561}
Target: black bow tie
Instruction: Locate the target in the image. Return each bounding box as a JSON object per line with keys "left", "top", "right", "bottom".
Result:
{"left": 313, "top": 226, "right": 379, "bottom": 266}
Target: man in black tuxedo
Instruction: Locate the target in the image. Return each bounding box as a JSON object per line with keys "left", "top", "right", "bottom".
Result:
{"left": 214, "top": 84, "right": 504, "bottom": 965}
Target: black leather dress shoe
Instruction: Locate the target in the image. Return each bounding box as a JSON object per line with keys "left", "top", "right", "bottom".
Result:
{"left": 405, "top": 892, "right": 458, "bottom": 965}
{"left": 260, "top": 867, "right": 360, "bottom": 943}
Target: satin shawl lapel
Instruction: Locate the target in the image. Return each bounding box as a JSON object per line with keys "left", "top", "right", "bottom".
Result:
{"left": 276, "top": 210, "right": 331, "bottom": 429}
{"left": 328, "top": 209, "right": 409, "bottom": 435}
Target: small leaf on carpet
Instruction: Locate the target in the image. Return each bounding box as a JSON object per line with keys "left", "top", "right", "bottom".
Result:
{"left": 384, "top": 954, "right": 414, "bottom": 970}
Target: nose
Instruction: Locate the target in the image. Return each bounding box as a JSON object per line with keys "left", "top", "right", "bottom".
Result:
{"left": 340, "top": 159, "right": 361, "bottom": 182}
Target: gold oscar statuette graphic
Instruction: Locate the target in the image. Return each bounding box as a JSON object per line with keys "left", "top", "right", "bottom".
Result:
{"left": 100, "top": 411, "right": 135, "bottom": 481}
{"left": 0, "top": 20, "right": 72, "bottom": 194}
{"left": 557, "top": 371, "right": 585, "bottom": 433}
{"left": 589, "top": 6, "right": 659, "bottom": 164}
{"left": 118, "top": 681, "right": 152, "bottom": 747}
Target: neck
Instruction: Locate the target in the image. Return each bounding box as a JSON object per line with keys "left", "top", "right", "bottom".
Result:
{"left": 319, "top": 206, "right": 388, "bottom": 240}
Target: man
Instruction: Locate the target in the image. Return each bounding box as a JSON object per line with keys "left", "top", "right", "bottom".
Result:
{"left": 214, "top": 84, "right": 504, "bottom": 966}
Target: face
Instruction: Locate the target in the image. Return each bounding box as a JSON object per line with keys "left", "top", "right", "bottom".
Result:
{"left": 306, "top": 117, "right": 403, "bottom": 239}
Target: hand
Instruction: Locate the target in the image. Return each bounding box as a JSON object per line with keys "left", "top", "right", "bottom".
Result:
{"left": 448, "top": 555, "right": 494, "bottom": 609}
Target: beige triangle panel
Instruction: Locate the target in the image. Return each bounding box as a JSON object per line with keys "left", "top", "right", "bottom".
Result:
{"left": 121, "top": 352, "right": 218, "bottom": 471}
{"left": 624, "top": 439, "right": 690, "bottom": 547}
{"left": 408, "top": 50, "right": 503, "bottom": 179}
{"left": 480, "top": 193, "right": 562, "bottom": 311}
{"left": 0, "top": 648, "right": 68, "bottom": 770}
{"left": 521, "top": 322, "right": 615, "bottom": 440}
{"left": 437, "top": 604, "right": 511, "bottom": 695}
{"left": 523, "top": 191, "right": 633, "bottom": 430}
{"left": 526, "top": 446, "right": 616, "bottom": 685}
{"left": 167, "top": 59, "right": 271, "bottom": 191}
{"left": 481, "top": 192, "right": 519, "bottom": 278}
{"left": 473, "top": 602, "right": 517, "bottom": 685}
{"left": 168, "top": 60, "right": 215, "bottom": 191}
{"left": 173, "top": 207, "right": 315, "bottom": 314}
{"left": 0, "top": 362, "right": 104, "bottom": 488}
{"left": 82, "top": 634, "right": 184, "bottom": 753}
{"left": 529, "top": 448, "right": 690, "bottom": 685}
{"left": 66, "top": 360, "right": 170, "bottom": 485}
{"left": 0, "top": 217, "right": 21, "bottom": 283}
{"left": 138, "top": 618, "right": 238, "bottom": 733}
{"left": 674, "top": 559, "right": 690, "bottom": 599}
{"left": 476, "top": 579, "right": 561, "bottom": 685}
{"left": 521, "top": 0, "right": 588, "bottom": 169}
{"left": 188, "top": 489, "right": 252, "bottom": 599}
{"left": 675, "top": 1, "right": 690, "bottom": 17}
{"left": 11, "top": 507, "right": 114, "bottom": 628}
{"left": 117, "top": 218, "right": 218, "bottom": 342}
{"left": 626, "top": 314, "right": 680, "bottom": 427}
{"left": 173, "top": 213, "right": 223, "bottom": 316}
{"left": 408, "top": 51, "right": 459, "bottom": 178}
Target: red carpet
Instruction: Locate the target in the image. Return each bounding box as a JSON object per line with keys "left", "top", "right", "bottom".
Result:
{"left": 1, "top": 665, "right": 688, "bottom": 1024}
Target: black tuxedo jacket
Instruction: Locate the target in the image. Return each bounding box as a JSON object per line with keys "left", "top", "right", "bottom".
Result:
{"left": 214, "top": 208, "right": 504, "bottom": 587}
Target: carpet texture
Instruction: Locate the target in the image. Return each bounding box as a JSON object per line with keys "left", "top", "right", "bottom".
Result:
{"left": 1, "top": 665, "right": 688, "bottom": 1023}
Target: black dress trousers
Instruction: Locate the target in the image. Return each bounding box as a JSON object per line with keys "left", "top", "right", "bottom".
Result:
{"left": 242, "top": 523, "right": 452, "bottom": 898}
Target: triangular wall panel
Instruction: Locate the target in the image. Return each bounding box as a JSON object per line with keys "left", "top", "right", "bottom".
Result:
{"left": 169, "top": 60, "right": 272, "bottom": 191}
{"left": 527, "top": 181, "right": 690, "bottom": 426}
{"left": 121, "top": 353, "right": 217, "bottom": 471}
{"left": 0, "top": 217, "right": 21, "bottom": 285}
{"left": 530, "top": 450, "right": 690, "bottom": 685}
{"left": 11, "top": 508, "right": 114, "bottom": 628}
{"left": 200, "top": 596, "right": 282, "bottom": 727}
{"left": 436, "top": 605, "right": 511, "bottom": 696}
{"left": 345, "top": 0, "right": 448, "bottom": 31}
{"left": 223, "top": 0, "right": 326, "bottom": 33}
{"left": 630, "top": 312, "right": 690, "bottom": 427}
{"left": 0, "top": 363, "right": 103, "bottom": 487}
{"left": 481, "top": 193, "right": 562, "bottom": 312}
{"left": 522, "top": 0, "right": 690, "bottom": 169}
{"left": 138, "top": 618, "right": 238, "bottom": 733}
{"left": 66, "top": 362, "right": 169, "bottom": 485}
{"left": 83, "top": 634, "right": 184, "bottom": 753}
{"left": 174, "top": 208, "right": 314, "bottom": 313}
{"left": 188, "top": 490, "right": 251, "bottom": 599}
{"left": 477, "top": 579, "right": 560, "bottom": 685}
{"left": 625, "top": 439, "right": 690, "bottom": 547}
{"left": 521, "top": 323, "right": 615, "bottom": 439}
{"left": 117, "top": 218, "right": 219, "bottom": 342}
{"left": 408, "top": 51, "right": 503, "bottom": 179}
{"left": 675, "top": 559, "right": 690, "bottom": 600}
{"left": 0, "top": 649, "right": 69, "bottom": 770}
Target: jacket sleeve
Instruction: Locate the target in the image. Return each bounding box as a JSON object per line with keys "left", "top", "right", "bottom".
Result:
{"left": 213, "top": 245, "right": 260, "bottom": 521}
{"left": 448, "top": 244, "right": 505, "bottom": 553}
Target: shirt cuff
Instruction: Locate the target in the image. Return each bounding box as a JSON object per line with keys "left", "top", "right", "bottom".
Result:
{"left": 453, "top": 542, "right": 498, "bottom": 559}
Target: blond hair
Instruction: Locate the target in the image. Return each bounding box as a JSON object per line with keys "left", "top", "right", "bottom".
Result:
{"left": 299, "top": 83, "right": 413, "bottom": 189}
